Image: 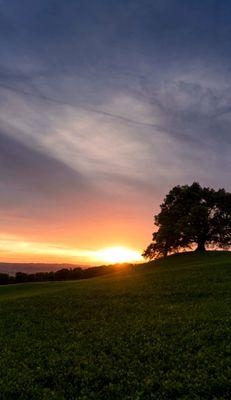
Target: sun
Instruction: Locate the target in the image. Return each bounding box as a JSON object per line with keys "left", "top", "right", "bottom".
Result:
{"left": 94, "top": 246, "right": 143, "bottom": 264}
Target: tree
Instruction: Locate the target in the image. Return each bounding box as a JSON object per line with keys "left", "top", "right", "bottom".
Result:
{"left": 15, "top": 272, "right": 28, "bottom": 283}
{"left": 54, "top": 268, "right": 69, "bottom": 281}
{"left": 143, "top": 182, "right": 231, "bottom": 260}
{"left": 0, "top": 273, "right": 10, "bottom": 285}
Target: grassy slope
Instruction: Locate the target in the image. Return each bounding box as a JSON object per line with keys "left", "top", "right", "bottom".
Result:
{"left": 0, "top": 251, "right": 230, "bottom": 400}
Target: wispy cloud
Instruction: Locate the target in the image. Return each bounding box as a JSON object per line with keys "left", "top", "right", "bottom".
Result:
{"left": 0, "top": 0, "right": 230, "bottom": 261}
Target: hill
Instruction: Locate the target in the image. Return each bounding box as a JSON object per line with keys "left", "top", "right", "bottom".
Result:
{"left": 0, "top": 251, "right": 230, "bottom": 399}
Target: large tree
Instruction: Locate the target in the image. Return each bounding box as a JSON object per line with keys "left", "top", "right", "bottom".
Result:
{"left": 143, "top": 182, "right": 231, "bottom": 260}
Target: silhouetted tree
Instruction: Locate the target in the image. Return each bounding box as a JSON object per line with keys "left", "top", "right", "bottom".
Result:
{"left": 54, "top": 268, "right": 70, "bottom": 281}
{"left": 143, "top": 182, "right": 231, "bottom": 260}
{"left": 0, "top": 273, "right": 10, "bottom": 285}
{"left": 0, "top": 263, "right": 134, "bottom": 286}
{"left": 15, "top": 272, "right": 28, "bottom": 283}
{"left": 68, "top": 268, "right": 83, "bottom": 280}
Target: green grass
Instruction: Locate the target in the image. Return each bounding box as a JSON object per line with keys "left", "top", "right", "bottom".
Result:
{"left": 0, "top": 251, "right": 230, "bottom": 400}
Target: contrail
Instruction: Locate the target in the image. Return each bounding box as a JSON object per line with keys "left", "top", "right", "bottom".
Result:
{"left": 0, "top": 82, "right": 162, "bottom": 130}
{"left": 0, "top": 81, "right": 210, "bottom": 147}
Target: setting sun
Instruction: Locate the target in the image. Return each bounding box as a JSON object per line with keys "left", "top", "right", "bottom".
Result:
{"left": 94, "top": 246, "right": 143, "bottom": 264}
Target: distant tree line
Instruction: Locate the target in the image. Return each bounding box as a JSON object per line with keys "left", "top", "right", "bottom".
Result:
{"left": 0, "top": 265, "right": 130, "bottom": 285}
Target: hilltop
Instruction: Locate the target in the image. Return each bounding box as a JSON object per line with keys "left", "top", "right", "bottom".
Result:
{"left": 0, "top": 251, "right": 230, "bottom": 399}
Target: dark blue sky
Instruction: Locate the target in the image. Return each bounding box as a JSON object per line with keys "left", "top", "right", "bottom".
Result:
{"left": 0, "top": 0, "right": 230, "bottom": 261}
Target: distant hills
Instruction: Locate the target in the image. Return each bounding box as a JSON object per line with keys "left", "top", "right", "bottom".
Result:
{"left": 0, "top": 262, "right": 87, "bottom": 275}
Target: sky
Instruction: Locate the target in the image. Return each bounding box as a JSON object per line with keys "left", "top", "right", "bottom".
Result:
{"left": 0, "top": 0, "right": 231, "bottom": 264}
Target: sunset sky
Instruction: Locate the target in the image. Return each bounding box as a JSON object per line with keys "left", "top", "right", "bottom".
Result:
{"left": 0, "top": 0, "right": 231, "bottom": 264}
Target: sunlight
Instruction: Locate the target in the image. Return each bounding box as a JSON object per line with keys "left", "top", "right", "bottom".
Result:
{"left": 0, "top": 234, "right": 143, "bottom": 265}
{"left": 94, "top": 246, "right": 143, "bottom": 264}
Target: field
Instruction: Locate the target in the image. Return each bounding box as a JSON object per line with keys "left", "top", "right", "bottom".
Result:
{"left": 0, "top": 252, "right": 231, "bottom": 400}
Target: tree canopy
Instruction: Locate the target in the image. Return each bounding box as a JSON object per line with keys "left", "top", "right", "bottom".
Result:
{"left": 143, "top": 182, "right": 231, "bottom": 260}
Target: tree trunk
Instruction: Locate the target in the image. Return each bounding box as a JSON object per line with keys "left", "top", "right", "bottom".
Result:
{"left": 195, "top": 240, "right": 206, "bottom": 252}
{"left": 163, "top": 249, "right": 168, "bottom": 258}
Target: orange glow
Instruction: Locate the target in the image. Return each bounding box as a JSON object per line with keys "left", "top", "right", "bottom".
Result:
{"left": 0, "top": 191, "right": 155, "bottom": 264}
{"left": 0, "top": 188, "right": 156, "bottom": 263}
{"left": 93, "top": 246, "right": 143, "bottom": 264}
{"left": 0, "top": 234, "right": 143, "bottom": 265}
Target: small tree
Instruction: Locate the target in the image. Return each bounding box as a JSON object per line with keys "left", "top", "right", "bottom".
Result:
{"left": 143, "top": 182, "right": 231, "bottom": 260}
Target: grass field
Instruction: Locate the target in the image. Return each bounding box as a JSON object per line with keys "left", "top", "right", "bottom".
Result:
{"left": 0, "top": 251, "right": 230, "bottom": 400}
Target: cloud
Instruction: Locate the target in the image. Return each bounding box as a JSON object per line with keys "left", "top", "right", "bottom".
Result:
{"left": 0, "top": 0, "right": 230, "bottom": 257}
{"left": 0, "top": 68, "right": 230, "bottom": 197}
{"left": 0, "top": 123, "right": 94, "bottom": 215}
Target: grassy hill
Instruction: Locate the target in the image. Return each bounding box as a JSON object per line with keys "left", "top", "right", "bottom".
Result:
{"left": 0, "top": 251, "right": 230, "bottom": 399}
